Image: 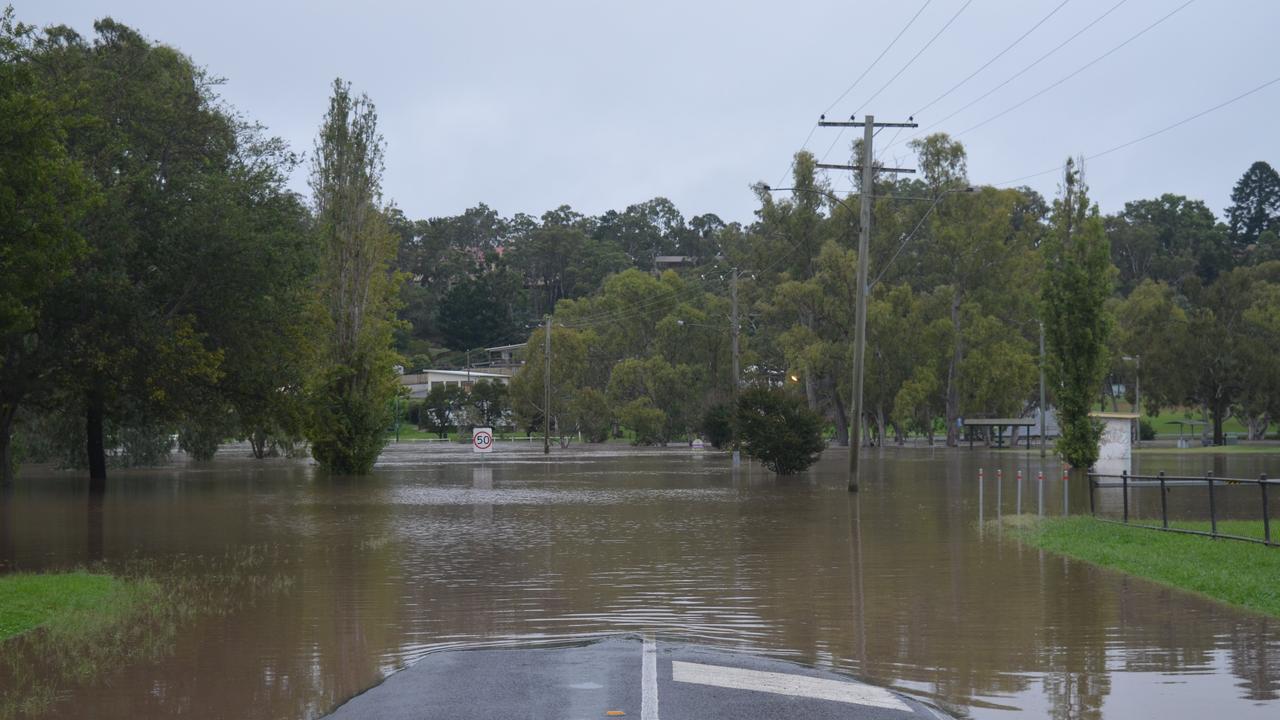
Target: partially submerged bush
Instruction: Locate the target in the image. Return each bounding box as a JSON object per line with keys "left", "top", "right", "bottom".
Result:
{"left": 736, "top": 386, "right": 825, "bottom": 475}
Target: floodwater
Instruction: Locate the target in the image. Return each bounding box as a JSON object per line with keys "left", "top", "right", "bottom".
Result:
{"left": 1, "top": 443, "right": 1278, "bottom": 719}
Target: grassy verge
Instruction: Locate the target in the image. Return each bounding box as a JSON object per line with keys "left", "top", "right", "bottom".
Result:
{"left": 0, "top": 549, "right": 294, "bottom": 718}
{"left": 1000, "top": 515, "right": 1280, "bottom": 617}
{"left": 0, "top": 571, "right": 159, "bottom": 641}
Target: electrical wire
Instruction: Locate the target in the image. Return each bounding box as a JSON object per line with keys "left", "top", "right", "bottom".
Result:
{"left": 818, "top": 0, "right": 975, "bottom": 166}
{"left": 951, "top": 0, "right": 1195, "bottom": 141}
{"left": 910, "top": 0, "right": 1072, "bottom": 118}
{"left": 773, "top": 0, "right": 934, "bottom": 190}
{"left": 882, "top": 0, "right": 1130, "bottom": 154}
{"left": 991, "top": 74, "right": 1280, "bottom": 187}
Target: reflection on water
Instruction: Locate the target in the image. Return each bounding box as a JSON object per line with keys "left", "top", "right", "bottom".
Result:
{"left": 1, "top": 444, "right": 1278, "bottom": 719}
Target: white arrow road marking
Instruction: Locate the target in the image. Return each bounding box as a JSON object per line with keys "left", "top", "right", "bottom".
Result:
{"left": 671, "top": 661, "right": 910, "bottom": 712}
{"left": 642, "top": 635, "right": 659, "bottom": 720}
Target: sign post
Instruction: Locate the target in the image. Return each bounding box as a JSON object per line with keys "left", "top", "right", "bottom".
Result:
{"left": 472, "top": 427, "right": 494, "bottom": 454}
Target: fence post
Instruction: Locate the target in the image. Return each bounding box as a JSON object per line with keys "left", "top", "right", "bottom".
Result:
{"left": 1088, "top": 471, "right": 1095, "bottom": 516}
{"left": 1262, "top": 473, "right": 1271, "bottom": 546}
{"left": 1122, "top": 470, "right": 1129, "bottom": 524}
{"left": 1207, "top": 471, "right": 1217, "bottom": 538}
{"left": 1159, "top": 471, "right": 1168, "bottom": 529}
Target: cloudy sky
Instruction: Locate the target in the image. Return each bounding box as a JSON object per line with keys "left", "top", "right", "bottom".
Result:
{"left": 18, "top": 0, "right": 1280, "bottom": 225}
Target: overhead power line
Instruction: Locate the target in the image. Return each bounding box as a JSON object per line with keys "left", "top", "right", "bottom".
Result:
{"left": 992, "top": 74, "right": 1280, "bottom": 187}
{"left": 822, "top": 0, "right": 936, "bottom": 116}
{"left": 883, "top": 0, "right": 1131, "bottom": 153}
{"left": 818, "top": 0, "right": 974, "bottom": 166}
{"left": 911, "top": 0, "right": 1072, "bottom": 117}
{"left": 951, "top": 0, "right": 1195, "bottom": 140}
{"left": 774, "top": 0, "right": 934, "bottom": 190}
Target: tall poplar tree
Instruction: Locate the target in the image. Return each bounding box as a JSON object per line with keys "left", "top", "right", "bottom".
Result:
{"left": 1042, "top": 159, "right": 1114, "bottom": 469}
{"left": 306, "top": 79, "right": 402, "bottom": 474}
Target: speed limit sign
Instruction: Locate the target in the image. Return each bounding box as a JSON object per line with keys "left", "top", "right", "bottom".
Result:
{"left": 472, "top": 427, "right": 494, "bottom": 453}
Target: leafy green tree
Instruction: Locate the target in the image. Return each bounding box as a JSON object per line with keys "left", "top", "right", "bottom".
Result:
{"left": 420, "top": 384, "right": 462, "bottom": 438}
{"left": 508, "top": 324, "right": 587, "bottom": 440}
{"left": 567, "top": 387, "right": 612, "bottom": 443}
{"left": 619, "top": 398, "right": 665, "bottom": 445}
{"left": 736, "top": 386, "right": 826, "bottom": 475}
{"left": 0, "top": 10, "right": 95, "bottom": 483}
{"left": 306, "top": 79, "right": 403, "bottom": 473}
{"left": 1106, "top": 194, "right": 1229, "bottom": 293}
{"left": 467, "top": 380, "right": 509, "bottom": 429}
{"left": 435, "top": 260, "right": 524, "bottom": 350}
{"left": 1042, "top": 160, "right": 1115, "bottom": 468}
{"left": 1226, "top": 161, "right": 1280, "bottom": 260}
{"left": 21, "top": 18, "right": 276, "bottom": 487}
{"left": 700, "top": 403, "right": 734, "bottom": 449}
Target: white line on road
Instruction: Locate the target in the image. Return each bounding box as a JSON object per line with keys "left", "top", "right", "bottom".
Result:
{"left": 671, "top": 661, "right": 910, "bottom": 712}
{"left": 642, "top": 635, "right": 659, "bottom": 720}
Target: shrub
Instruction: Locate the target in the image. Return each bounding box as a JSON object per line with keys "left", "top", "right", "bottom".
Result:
{"left": 736, "top": 387, "right": 825, "bottom": 475}
{"left": 701, "top": 403, "right": 733, "bottom": 449}
{"left": 1139, "top": 417, "right": 1156, "bottom": 441}
{"left": 620, "top": 398, "right": 666, "bottom": 446}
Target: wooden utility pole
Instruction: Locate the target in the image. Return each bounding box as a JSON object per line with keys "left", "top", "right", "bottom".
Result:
{"left": 543, "top": 314, "right": 551, "bottom": 454}
{"left": 817, "top": 114, "right": 916, "bottom": 492}
{"left": 731, "top": 267, "right": 741, "bottom": 466}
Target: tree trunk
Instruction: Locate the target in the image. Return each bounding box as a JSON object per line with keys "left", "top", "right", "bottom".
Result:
{"left": 0, "top": 403, "right": 16, "bottom": 487}
{"left": 1248, "top": 414, "right": 1269, "bottom": 441}
{"left": 1211, "top": 401, "right": 1226, "bottom": 446}
{"left": 945, "top": 292, "right": 963, "bottom": 447}
{"left": 875, "top": 409, "right": 887, "bottom": 448}
{"left": 87, "top": 386, "right": 107, "bottom": 492}
{"left": 832, "top": 389, "right": 850, "bottom": 447}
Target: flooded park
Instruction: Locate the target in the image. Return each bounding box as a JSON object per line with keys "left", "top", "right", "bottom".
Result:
{"left": 1, "top": 444, "right": 1277, "bottom": 719}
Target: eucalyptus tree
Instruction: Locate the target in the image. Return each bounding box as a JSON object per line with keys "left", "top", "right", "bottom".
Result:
{"left": 306, "top": 79, "right": 403, "bottom": 473}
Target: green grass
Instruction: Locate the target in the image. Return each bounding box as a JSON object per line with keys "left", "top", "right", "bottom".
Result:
{"left": 0, "top": 572, "right": 155, "bottom": 641}
{"left": 1001, "top": 515, "right": 1280, "bottom": 617}
{"left": 0, "top": 549, "right": 294, "bottom": 718}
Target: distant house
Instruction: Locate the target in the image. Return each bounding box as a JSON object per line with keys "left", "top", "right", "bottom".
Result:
{"left": 400, "top": 369, "right": 511, "bottom": 399}
{"left": 478, "top": 343, "right": 526, "bottom": 372}
{"left": 654, "top": 255, "right": 694, "bottom": 273}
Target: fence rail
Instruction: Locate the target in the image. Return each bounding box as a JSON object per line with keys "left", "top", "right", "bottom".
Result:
{"left": 1089, "top": 471, "right": 1274, "bottom": 547}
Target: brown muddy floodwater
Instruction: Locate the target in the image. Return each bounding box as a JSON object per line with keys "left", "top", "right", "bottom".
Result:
{"left": 1, "top": 443, "right": 1278, "bottom": 719}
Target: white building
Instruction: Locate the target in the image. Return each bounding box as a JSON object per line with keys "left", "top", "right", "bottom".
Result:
{"left": 400, "top": 369, "right": 511, "bottom": 399}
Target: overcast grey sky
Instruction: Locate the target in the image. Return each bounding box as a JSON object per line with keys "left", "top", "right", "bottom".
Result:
{"left": 17, "top": 0, "right": 1280, "bottom": 225}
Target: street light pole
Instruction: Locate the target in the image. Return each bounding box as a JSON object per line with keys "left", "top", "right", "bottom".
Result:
{"left": 1039, "top": 321, "right": 1046, "bottom": 458}
{"left": 1123, "top": 354, "right": 1141, "bottom": 448}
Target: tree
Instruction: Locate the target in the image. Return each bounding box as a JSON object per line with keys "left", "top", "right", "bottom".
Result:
{"left": 0, "top": 10, "right": 95, "bottom": 483}
{"left": 420, "top": 384, "right": 462, "bottom": 438}
{"left": 567, "top": 387, "right": 612, "bottom": 443}
{"left": 305, "top": 79, "right": 403, "bottom": 474}
{"left": 1042, "top": 160, "right": 1115, "bottom": 468}
{"left": 1106, "top": 194, "right": 1228, "bottom": 292}
{"left": 736, "top": 386, "right": 826, "bottom": 475}
{"left": 467, "top": 380, "right": 509, "bottom": 429}
{"left": 20, "top": 18, "right": 281, "bottom": 487}
{"left": 1226, "top": 161, "right": 1280, "bottom": 260}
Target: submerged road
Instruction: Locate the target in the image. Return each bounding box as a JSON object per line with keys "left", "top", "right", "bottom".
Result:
{"left": 324, "top": 635, "right": 952, "bottom": 720}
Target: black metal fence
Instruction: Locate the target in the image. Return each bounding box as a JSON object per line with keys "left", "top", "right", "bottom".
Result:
{"left": 1089, "top": 471, "right": 1275, "bottom": 547}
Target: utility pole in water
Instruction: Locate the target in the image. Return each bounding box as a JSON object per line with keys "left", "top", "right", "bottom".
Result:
{"left": 730, "top": 267, "right": 741, "bottom": 466}
{"left": 543, "top": 314, "right": 551, "bottom": 455}
{"left": 817, "top": 114, "right": 917, "bottom": 492}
